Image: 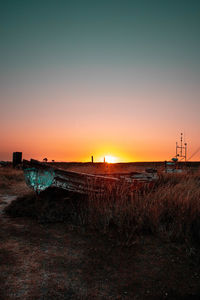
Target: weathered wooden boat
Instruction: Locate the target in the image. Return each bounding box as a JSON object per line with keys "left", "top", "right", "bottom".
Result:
{"left": 23, "top": 159, "right": 157, "bottom": 194}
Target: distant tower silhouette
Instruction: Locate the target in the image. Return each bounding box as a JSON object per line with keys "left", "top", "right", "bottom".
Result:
{"left": 13, "top": 152, "right": 22, "bottom": 167}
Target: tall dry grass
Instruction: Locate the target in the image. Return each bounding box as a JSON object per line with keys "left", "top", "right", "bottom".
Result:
{"left": 0, "top": 167, "right": 24, "bottom": 189}
{"left": 82, "top": 173, "right": 200, "bottom": 244}
{"left": 4, "top": 172, "right": 200, "bottom": 245}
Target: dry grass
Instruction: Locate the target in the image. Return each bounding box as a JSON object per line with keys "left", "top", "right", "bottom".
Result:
{"left": 76, "top": 173, "right": 200, "bottom": 245}
{"left": 5, "top": 172, "right": 200, "bottom": 246}
{"left": 0, "top": 167, "right": 24, "bottom": 189}
{"left": 1, "top": 168, "right": 200, "bottom": 299}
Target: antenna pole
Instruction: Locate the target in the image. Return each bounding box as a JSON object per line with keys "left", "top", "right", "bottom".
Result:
{"left": 180, "top": 133, "right": 183, "bottom": 157}
{"left": 175, "top": 132, "right": 187, "bottom": 162}
{"left": 185, "top": 143, "right": 187, "bottom": 162}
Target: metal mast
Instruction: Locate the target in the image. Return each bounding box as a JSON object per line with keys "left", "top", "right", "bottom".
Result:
{"left": 176, "top": 132, "right": 187, "bottom": 161}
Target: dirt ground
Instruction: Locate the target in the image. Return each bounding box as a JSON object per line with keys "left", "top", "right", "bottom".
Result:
{"left": 0, "top": 178, "right": 200, "bottom": 299}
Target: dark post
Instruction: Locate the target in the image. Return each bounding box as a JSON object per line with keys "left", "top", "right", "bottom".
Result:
{"left": 13, "top": 152, "right": 22, "bottom": 167}
{"left": 91, "top": 156, "right": 93, "bottom": 163}
{"left": 164, "top": 160, "right": 167, "bottom": 173}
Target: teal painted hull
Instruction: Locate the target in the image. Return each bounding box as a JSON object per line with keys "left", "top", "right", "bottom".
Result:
{"left": 24, "top": 168, "right": 55, "bottom": 193}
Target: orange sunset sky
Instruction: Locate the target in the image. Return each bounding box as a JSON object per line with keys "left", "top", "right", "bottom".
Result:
{"left": 1, "top": 1, "right": 200, "bottom": 162}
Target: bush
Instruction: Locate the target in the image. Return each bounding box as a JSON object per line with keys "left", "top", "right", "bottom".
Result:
{"left": 5, "top": 188, "right": 87, "bottom": 224}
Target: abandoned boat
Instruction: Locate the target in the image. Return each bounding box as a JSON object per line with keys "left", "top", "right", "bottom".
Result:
{"left": 23, "top": 159, "right": 157, "bottom": 194}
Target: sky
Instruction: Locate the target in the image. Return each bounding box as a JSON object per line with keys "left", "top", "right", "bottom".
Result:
{"left": 1, "top": 0, "right": 200, "bottom": 162}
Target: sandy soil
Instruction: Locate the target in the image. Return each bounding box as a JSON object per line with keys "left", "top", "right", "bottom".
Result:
{"left": 0, "top": 176, "right": 200, "bottom": 299}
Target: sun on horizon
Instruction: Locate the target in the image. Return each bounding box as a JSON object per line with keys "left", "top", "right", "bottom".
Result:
{"left": 103, "top": 155, "right": 118, "bottom": 163}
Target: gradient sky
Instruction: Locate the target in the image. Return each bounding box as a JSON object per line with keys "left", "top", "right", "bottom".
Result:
{"left": 1, "top": 0, "right": 200, "bottom": 162}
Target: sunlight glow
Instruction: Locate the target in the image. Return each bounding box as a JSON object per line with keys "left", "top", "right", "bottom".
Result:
{"left": 104, "top": 155, "right": 117, "bottom": 163}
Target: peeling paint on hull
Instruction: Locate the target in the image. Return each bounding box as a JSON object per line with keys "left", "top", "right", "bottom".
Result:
{"left": 24, "top": 168, "right": 55, "bottom": 193}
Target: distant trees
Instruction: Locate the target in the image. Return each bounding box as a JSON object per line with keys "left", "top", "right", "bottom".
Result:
{"left": 42, "top": 158, "right": 55, "bottom": 163}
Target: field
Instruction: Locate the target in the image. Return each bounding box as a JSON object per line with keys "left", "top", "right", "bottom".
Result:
{"left": 0, "top": 164, "right": 200, "bottom": 299}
